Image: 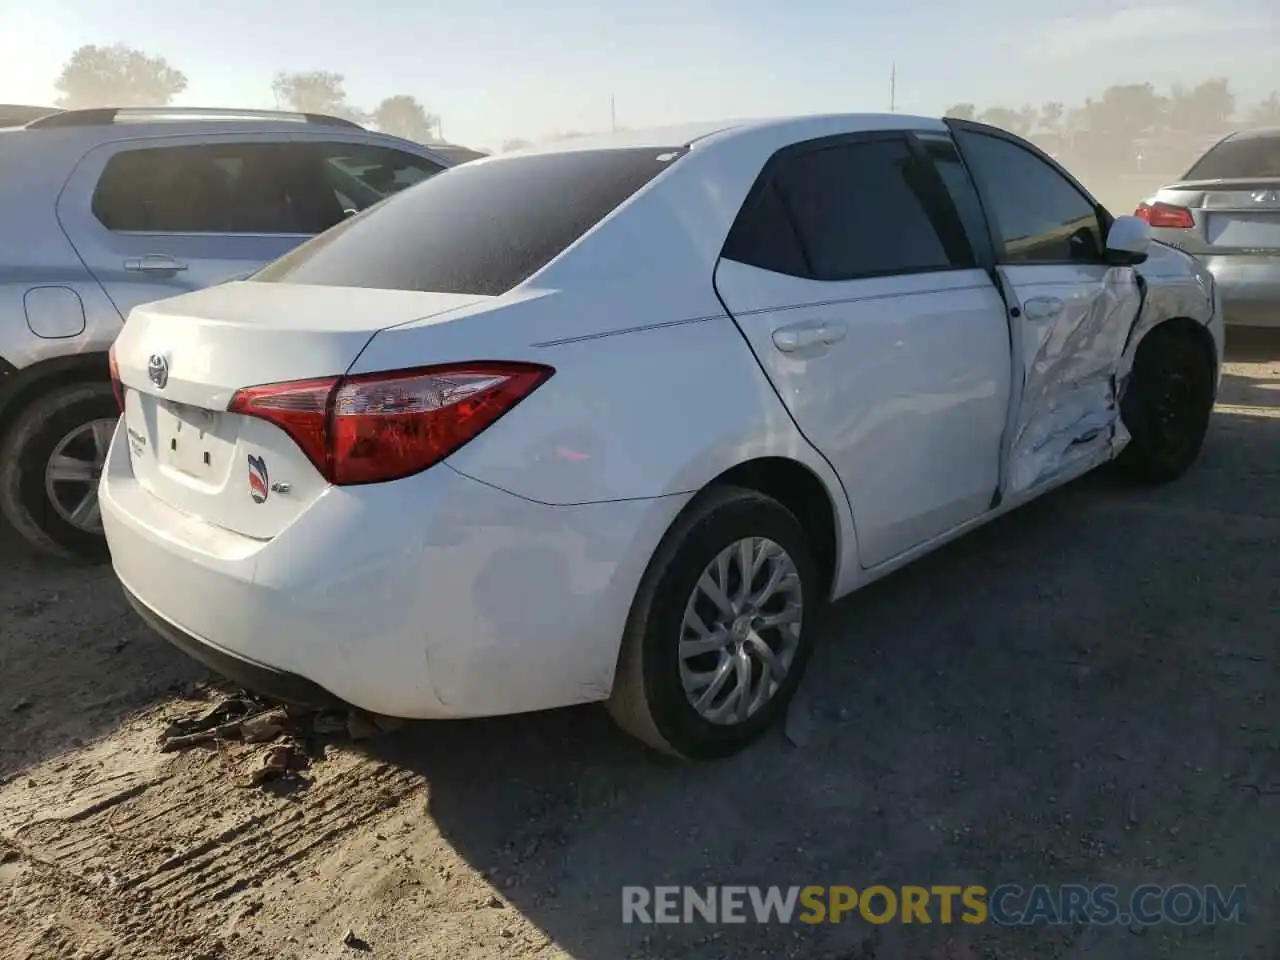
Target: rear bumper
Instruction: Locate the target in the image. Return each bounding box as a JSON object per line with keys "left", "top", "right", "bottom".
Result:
{"left": 123, "top": 586, "right": 340, "bottom": 708}
{"left": 100, "top": 419, "right": 687, "bottom": 720}
{"left": 1203, "top": 256, "right": 1280, "bottom": 327}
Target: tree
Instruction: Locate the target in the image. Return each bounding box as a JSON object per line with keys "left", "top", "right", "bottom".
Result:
{"left": 943, "top": 103, "right": 976, "bottom": 121}
{"left": 272, "top": 71, "right": 366, "bottom": 122}
{"left": 1016, "top": 105, "right": 1039, "bottom": 136}
{"left": 1167, "top": 79, "right": 1235, "bottom": 135}
{"left": 1253, "top": 92, "right": 1280, "bottom": 126}
{"left": 1079, "top": 83, "right": 1165, "bottom": 137}
{"left": 54, "top": 44, "right": 187, "bottom": 108}
{"left": 977, "top": 106, "right": 1025, "bottom": 135}
{"left": 371, "top": 95, "right": 438, "bottom": 143}
{"left": 1040, "top": 101, "right": 1065, "bottom": 133}
{"left": 501, "top": 138, "right": 534, "bottom": 152}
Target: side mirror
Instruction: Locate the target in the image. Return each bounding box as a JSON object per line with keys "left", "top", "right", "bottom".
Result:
{"left": 1105, "top": 215, "right": 1151, "bottom": 266}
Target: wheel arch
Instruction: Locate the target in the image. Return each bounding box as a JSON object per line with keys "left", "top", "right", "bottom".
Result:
{"left": 0, "top": 352, "right": 110, "bottom": 445}
{"left": 1134, "top": 315, "right": 1218, "bottom": 370}
{"left": 650, "top": 455, "right": 850, "bottom": 602}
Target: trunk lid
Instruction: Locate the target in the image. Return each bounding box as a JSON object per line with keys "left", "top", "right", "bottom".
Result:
{"left": 1154, "top": 178, "right": 1280, "bottom": 255}
{"left": 113, "top": 281, "right": 485, "bottom": 539}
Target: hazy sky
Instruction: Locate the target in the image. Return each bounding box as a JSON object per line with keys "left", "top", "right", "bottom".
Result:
{"left": 2, "top": 0, "right": 1276, "bottom": 149}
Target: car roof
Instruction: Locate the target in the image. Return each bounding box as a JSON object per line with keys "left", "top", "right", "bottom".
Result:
{"left": 1224, "top": 125, "right": 1280, "bottom": 141}
{"left": 509, "top": 113, "right": 946, "bottom": 156}
{"left": 3, "top": 108, "right": 456, "bottom": 167}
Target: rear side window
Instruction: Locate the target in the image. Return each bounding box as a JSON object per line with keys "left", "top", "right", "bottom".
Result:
{"left": 916, "top": 134, "right": 994, "bottom": 264}
{"left": 92, "top": 142, "right": 441, "bottom": 235}
{"left": 253, "top": 147, "right": 685, "bottom": 296}
{"left": 726, "top": 138, "right": 971, "bottom": 281}
{"left": 722, "top": 182, "right": 809, "bottom": 276}
{"left": 1183, "top": 135, "right": 1280, "bottom": 179}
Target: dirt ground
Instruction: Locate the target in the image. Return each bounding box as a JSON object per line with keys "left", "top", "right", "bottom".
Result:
{"left": 1, "top": 332, "right": 1277, "bottom": 960}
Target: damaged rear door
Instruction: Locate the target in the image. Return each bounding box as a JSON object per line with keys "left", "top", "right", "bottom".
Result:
{"left": 944, "top": 121, "right": 1144, "bottom": 496}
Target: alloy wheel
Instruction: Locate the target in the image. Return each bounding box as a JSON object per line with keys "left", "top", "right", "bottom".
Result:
{"left": 43, "top": 418, "right": 116, "bottom": 533}
{"left": 678, "top": 537, "right": 804, "bottom": 725}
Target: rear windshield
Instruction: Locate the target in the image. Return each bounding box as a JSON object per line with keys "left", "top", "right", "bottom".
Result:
{"left": 1183, "top": 134, "right": 1280, "bottom": 180}
{"left": 252, "top": 146, "right": 685, "bottom": 296}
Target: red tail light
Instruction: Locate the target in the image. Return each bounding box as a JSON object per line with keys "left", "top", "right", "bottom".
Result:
{"left": 228, "top": 362, "right": 554, "bottom": 486}
{"left": 1135, "top": 201, "right": 1195, "bottom": 229}
{"left": 108, "top": 343, "right": 124, "bottom": 413}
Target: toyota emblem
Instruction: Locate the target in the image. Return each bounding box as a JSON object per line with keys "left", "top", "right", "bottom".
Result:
{"left": 147, "top": 354, "right": 169, "bottom": 389}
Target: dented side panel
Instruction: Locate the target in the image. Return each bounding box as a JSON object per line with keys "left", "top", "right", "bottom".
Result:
{"left": 997, "top": 263, "right": 1140, "bottom": 495}
{"left": 996, "top": 244, "right": 1216, "bottom": 498}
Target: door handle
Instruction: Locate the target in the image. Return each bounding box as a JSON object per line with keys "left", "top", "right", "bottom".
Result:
{"left": 1022, "top": 297, "right": 1064, "bottom": 321}
{"left": 124, "top": 254, "right": 188, "bottom": 274}
{"left": 772, "top": 319, "right": 848, "bottom": 353}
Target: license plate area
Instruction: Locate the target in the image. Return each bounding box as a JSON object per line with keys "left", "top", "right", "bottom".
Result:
{"left": 1207, "top": 213, "right": 1280, "bottom": 250}
{"left": 156, "top": 400, "right": 234, "bottom": 481}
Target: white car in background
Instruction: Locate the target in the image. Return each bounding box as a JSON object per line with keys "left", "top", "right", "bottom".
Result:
{"left": 102, "top": 115, "right": 1223, "bottom": 759}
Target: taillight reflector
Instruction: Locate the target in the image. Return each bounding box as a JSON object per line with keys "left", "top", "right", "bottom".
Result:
{"left": 1135, "top": 201, "right": 1195, "bottom": 229}
{"left": 228, "top": 362, "right": 553, "bottom": 486}
{"left": 108, "top": 343, "right": 124, "bottom": 413}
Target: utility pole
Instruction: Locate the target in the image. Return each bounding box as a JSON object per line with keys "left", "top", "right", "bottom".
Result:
{"left": 611, "top": 95, "right": 617, "bottom": 132}
{"left": 890, "top": 64, "right": 896, "bottom": 113}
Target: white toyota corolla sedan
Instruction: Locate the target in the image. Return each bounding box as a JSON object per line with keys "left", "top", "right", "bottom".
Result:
{"left": 102, "top": 114, "right": 1224, "bottom": 759}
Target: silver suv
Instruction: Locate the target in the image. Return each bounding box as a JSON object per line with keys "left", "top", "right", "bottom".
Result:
{"left": 0, "top": 107, "right": 455, "bottom": 560}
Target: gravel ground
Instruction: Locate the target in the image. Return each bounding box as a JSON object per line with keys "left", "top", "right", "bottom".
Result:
{"left": 1, "top": 331, "right": 1277, "bottom": 960}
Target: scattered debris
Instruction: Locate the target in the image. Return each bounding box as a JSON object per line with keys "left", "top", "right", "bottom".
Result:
{"left": 341, "top": 928, "right": 371, "bottom": 951}
{"left": 310, "top": 711, "right": 349, "bottom": 736}
{"left": 241, "top": 709, "right": 288, "bottom": 744}
{"left": 245, "top": 743, "right": 309, "bottom": 788}
{"left": 347, "top": 712, "right": 383, "bottom": 741}
{"left": 152, "top": 693, "right": 402, "bottom": 790}
{"left": 160, "top": 697, "right": 259, "bottom": 744}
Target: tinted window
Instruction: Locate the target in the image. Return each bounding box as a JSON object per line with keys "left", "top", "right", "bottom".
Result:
{"left": 954, "top": 131, "right": 1103, "bottom": 263}
{"left": 771, "top": 138, "right": 967, "bottom": 281}
{"left": 254, "top": 147, "right": 684, "bottom": 296}
{"left": 1183, "top": 134, "right": 1280, "bottom": 179}
{"left": 722, "top": 181, "right": 809, "bottom": 276}
{"left": 92, "top": 142, "right": 441, "bottom": 234}
{"left": 916, "top": 134, "right": 993, "bottom": 263}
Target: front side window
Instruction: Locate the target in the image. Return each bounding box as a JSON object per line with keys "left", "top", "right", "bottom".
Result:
{"left": 726, "top": 137, "right": 971, "bottom": 281}
{"left": 954, "top": 130, "right": 1103, "bottom": 264}
{"left": 91, "top": 142, "right": 443, "bottom": 235}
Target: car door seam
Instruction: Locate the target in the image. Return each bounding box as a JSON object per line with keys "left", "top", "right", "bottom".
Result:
{"left": 709, "top": 261, "right": 859, "bottom": 547}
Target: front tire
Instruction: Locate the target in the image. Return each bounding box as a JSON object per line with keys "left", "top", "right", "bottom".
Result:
{"left": 1115, "top": 325, "right": 1215, "bottom": 484}
{"left": 0, "top": 383, "right": 118, "bottom": 562}
{"left": 607, "top": 486, "right": 823, "bottom": 760}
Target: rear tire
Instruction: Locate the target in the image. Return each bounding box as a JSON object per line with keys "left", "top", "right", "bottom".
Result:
{"left": 607, "top": 486, "right": 823, "bottom": 760}
{"left": 0, "top": 383, "right": 118, "bottom": 562}
{"left": 1115, "top": 325, "right": 1215, "bottom": 484}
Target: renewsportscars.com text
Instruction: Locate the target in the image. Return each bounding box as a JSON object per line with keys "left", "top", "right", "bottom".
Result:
{"left": 621, "top": 884, "right": 1247, "bottom": 927}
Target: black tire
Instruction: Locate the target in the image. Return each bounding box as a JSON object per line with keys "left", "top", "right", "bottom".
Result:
{"left": 1115, "top": 324, "right": 1215, "bottom": 484}
{"left": 607, "top": 485, "right": 823, "bottom": 760}
{"left": 0, "top": 382, "right": 118, "bottom": 562}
